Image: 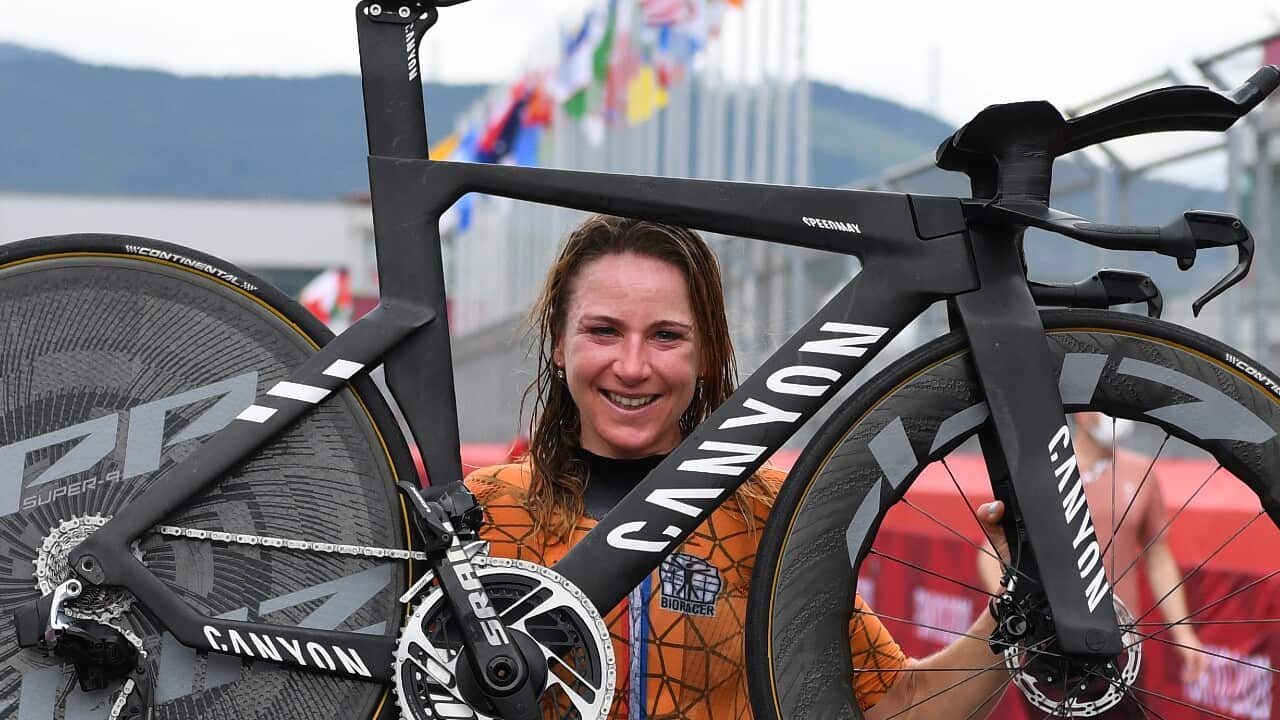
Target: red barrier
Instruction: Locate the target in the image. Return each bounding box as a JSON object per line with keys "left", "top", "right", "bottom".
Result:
{"left": 856, "top": 455, "right": 1279, "bottom": 718}
{"left": 411, "top": 439, "right": 530, "bottom": 484}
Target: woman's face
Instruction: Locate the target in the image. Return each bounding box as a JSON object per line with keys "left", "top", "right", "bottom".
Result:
{"left": 554, "top": 252, "right": 701, "bottom": 458}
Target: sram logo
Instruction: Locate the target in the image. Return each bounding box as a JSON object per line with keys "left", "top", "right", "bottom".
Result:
{"left": 1048, "top": 425, "right": 1111, "bottom": 613}
{"left": 607, "top": 322, "right": 889, "bottom": 553}
{"left": 449, "top": 545, "right": 509, "bottom": 647}
{"left": 0, "top": 372, "right": 258, "bottom": 517}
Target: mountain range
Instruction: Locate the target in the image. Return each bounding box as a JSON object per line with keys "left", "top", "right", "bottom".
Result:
{"left": 2, "top": 42, "right": 1237, "bottom": 292}
{"left": 0, "top": 42, "right": 952, "bottom": 199}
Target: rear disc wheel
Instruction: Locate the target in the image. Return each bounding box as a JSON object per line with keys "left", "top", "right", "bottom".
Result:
{"left": 0, "top": 236, "right": 415, "bottom": 720}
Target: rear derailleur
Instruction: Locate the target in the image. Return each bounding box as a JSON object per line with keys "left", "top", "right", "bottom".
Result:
{"left": 14, "top": 578, "right": 153, "bottom": 719}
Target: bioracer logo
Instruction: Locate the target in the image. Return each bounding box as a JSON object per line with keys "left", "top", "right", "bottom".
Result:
{"left": 803, "top": 216, "right": 862, "bottom": 234}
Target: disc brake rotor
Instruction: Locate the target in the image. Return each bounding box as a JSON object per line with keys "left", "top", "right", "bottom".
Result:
{"left": 394, "top": 556, "right": 615, "bottom": 720}
{"left": 1006, "top": 595, "right": 1143, "bottom": 717}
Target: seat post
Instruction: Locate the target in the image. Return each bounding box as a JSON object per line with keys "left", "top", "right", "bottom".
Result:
{"left": 355, "top": 1, "right": 434, "bottom": 159}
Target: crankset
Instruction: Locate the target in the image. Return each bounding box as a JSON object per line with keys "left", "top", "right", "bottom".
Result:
{"left": 14, "top": 482, "right": 613, "bottom": 719}
{"left": 394, "top": 555, "right": 616, "bottom": 720}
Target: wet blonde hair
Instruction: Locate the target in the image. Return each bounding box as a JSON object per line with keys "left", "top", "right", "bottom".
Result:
{"left": 523, "top": 215, "right": 776, "bottom": 542}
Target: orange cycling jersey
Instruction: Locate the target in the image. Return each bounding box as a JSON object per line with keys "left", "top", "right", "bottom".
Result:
{"left": 464, "top": 462, "right": 907, "bottom": 719}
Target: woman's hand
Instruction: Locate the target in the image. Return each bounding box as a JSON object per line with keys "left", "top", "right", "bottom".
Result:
{"left": 976, "top": 500, "right": 1010, "bottom": 596}
{"left": 866, "top": 499, "right": 1016, "bottom": 720}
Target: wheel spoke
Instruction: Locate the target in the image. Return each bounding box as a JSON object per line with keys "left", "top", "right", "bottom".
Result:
{"left": 1127, "top": 688, "right": 1164, "bottom": 720}
{"left": 1084, "top": 670, "right": 1238, "bottom": 720}
{"left": 1110, "top": 459, "right": 1219, "bottom": 590}
{"left": 1127, "top": 617, "right": 1280, "bottom": 627}
{"left": 1128, "top": 510, "right": 1264, "bottom": 628}
{"left": 939, "top": 458, "right": 1037, "bottom": 589}
{"left": 868, "top": 548, "right": 1000, "bottom": 599}
{"left": 1138, "top": 633, "right": 1278, "bottom": 674}
{"left": 901, "top": 497, "right": 1004, "bottom": 569}
{"left": 959, "top": 667, "right": 1021, "bottom": 720}
{"left": 1097, "top": 431, "right": 1169, "bottom": 572}
{"left": 1107, "top": 420, "right": 1122, "bottom": 595}
{"left": 878, "top": 636, "right": 1055, "bottom": 720}
{"left": 1136, "top": 566, "right": 1274, "bottom": 632}
{"left": 853, "top": 607, "right": 1055, "bottom": 656}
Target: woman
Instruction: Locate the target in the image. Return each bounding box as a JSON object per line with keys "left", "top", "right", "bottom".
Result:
{"left": 464, "top": 215, "right": 1010, "bottom": 719}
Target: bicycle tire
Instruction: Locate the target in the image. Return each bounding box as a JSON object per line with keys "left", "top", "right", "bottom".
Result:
{"left": 748, "top": 308, "right": 1280, "bottom": 720}
{"left": 0, "top": 234, "right": 417, "bottom": 720}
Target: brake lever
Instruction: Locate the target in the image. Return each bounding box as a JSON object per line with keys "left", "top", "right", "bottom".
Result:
{"left": 1176, "top": 211, "right": 1255, "bottom": 316}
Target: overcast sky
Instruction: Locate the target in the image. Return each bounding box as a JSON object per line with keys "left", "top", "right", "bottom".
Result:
{"left": 3, "top": 0, "right": 1278, "bottom": 169}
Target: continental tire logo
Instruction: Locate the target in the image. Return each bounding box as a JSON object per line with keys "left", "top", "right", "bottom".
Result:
{"left": 124, "top": 244, "right": 258, "bottom": 292}
{"left": 1225, "top": 353, "right": 1280, "bottom": 398}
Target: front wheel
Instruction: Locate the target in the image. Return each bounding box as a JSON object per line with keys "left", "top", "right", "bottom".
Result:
{"left": 748, "top": 309, "right": 1280, "bottom": 720}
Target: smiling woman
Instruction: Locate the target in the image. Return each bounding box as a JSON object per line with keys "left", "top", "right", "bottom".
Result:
{"left": 556, "top": 253, "right": 701, "bottom": 458}
{"left": 459, "top": 215, "right": 1011, "bottom": 719}
{"left": 524, "top": 216, "right": 747, "bottom": 535}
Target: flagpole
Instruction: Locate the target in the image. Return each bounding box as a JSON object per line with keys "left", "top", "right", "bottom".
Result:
{"left": 753, "top": 0, "right": 771, "bottom": 184}
{"left": 795, "top": 0, "right": 810, "bottom": 188}
{"left": 788, "top": 0, "right": 809, "bottom": 328}
{"left": 732, "top": 7, "right": 749, "bottom": 184}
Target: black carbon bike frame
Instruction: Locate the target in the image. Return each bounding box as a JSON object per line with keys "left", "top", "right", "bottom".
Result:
{"left": 59, "top": 0, "right": 1276, "bottom": 692}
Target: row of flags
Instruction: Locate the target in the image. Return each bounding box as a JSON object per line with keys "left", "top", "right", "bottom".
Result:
{"left": 431, "top": 0, "right": 744, "bottom": 235}
{"left": 300, "top": 2, "right": 747, "bottom": 328}
{"left": 428, "top": 0, "right": 745, "bottom": 236}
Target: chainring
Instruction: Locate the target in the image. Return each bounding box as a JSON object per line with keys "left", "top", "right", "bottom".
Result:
{"left": 394, "top": 556, "right": 616, "bottom": 720}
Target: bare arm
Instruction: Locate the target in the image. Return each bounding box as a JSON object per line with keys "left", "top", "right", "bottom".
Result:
{"left": 1143, "top": 536, "right": 1207, "bottom": 680}
{"left": 863, "top": 611, "right": 1008, "bottom": 720}
{"left": 862, "top": 502, "right": 1012, "bottom": 720}
{"left": 1137, "top": 471, "right": 1207, "bottom": 681}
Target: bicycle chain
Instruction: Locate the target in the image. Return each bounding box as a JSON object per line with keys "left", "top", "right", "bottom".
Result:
{"left": 152, "top": 523, "right": 435, "bottom": 561}
{"left": 56, "top": 515, "right": 434, "bottom": 562}
{"left": 50, "top": 517, "right": 430, "bottom": 719}
{"left": 104, "top": 618, "right": 147, "bottom": 720}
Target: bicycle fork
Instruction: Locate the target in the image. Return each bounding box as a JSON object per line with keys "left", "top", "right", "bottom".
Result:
{"left": 952, "top": 221, "right": 1124, "bottom": 659}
